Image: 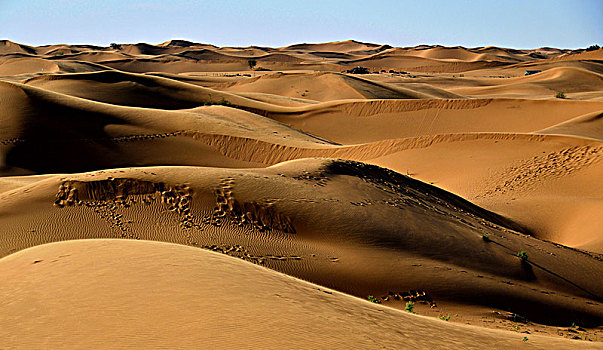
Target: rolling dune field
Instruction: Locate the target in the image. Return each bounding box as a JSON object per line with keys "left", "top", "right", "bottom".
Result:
{"left": 1, "top": 39, "right": 602, "bottom": 348}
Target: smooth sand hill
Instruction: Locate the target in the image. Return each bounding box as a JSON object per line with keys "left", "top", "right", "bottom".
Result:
{"left": 1, "top": 239, "right": 597, "bottom": 350}
{"left": 452, "top": 67, "right": 603, "bottom": 99}
{"left": 1, "top": 40, "right": 602, "bottom": 347}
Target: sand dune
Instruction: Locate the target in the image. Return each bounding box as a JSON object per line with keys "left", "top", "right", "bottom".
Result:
{"left": 23, "top": 70, "right": 246, "bottom": 108}
{"left": 2, "top": 39, "right": 592, "bottom": 75}
{"left": 283, "top": 39, "right": 388, "bottom": 53}
{"left": 453, "top": 67, "right": 603, "bottom": 98}
{"left": 341, "top": 52, "right": 508, "bottom": 73}
{"left": 1, "top": 160, "right": 601, "bottom": 328}
{"left": 268, "top": 98, "right": 603, "bottom": 143}
{"left": 0, "top": 79, "right": 335, "bottom": 174}
{"left": 1, "top": 40, "right": 602, "bottom": 347}
{"left": 176, "top": 48, "right": 252, "bottom": 62}
{"left": 120, "top": 42, "right": 176, "bottom": 56}
{"left": 4, "top": 239, "right": 595, "bottom": 349}
{"left": 3, "top": 77, "right": 603, "bottom": 256}
{"left": 537, "top": 110, "right": 603, "bottom": 140}
{"left": 365, "top": 135, "right": 603, "bottom": 252}
{"left": 405, "top": 46, "right": 517, "bottom": 63}
{"left": 219, "top": 71, "right": 460, "bottom": 101}
{"left": 24, "top": 70, "right": 461, "bottom": 106}
{"left": 551, "top": 48, "right": 603, "bottom": 62}
{"left": 0, "top": 58, "right": 114, "bottom": 77}
{"left": 0, "top": 40, "right": 37, "bottom": 55}
{"left": 159, "top": 39, "right": 208, "bottom": 47}
{"left": 0, "top": 57, "right": 60, "bottom": 75}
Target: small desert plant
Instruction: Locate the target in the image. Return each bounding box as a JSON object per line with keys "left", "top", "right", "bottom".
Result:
{"left": 555, "top": 91, "right": 566, "bottom": 99}
{"left": 204, "top": 97, "right": 232, "bottom": 106}
{"left": 517, "top": 251, "right": 528, "bottom": 261}
{"left": 586, "top": 44, "right": 600, "bottom": 51}
{"left": 522, "top": 336, "right": 529, "bottom": 342}
{"left": 217, "top": 98, "right": 231, "bottom": 106}
{"left": 482, "top": 233, "right": 490, "bottom": 242}
{"left": 367, "top": 295, "right": 379, "bottom": 303}
{"left": 439, "top": 315, "right": 450, "bottom": 321}
{"left": 248, "top": 59, "right": 257, "bottom": 70}
{"left": 110, "top": 42, "right": 121, "bottom": 50}
{"left": 405, "top": 301, "right": 414, "bottom": 313}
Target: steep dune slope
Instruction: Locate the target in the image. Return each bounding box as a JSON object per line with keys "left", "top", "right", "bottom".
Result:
{"left": 0, "top": 80, "right": 335, "bottom": 174}
{"left": 365, "top": 135, "right": 603, "bottom": 252}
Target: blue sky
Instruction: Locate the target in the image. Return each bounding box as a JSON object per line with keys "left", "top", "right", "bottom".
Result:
{"left": 1, "top": 0, "right": 601, "bottom": 49}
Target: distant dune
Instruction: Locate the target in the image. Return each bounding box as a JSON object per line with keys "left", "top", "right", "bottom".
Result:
{"left": 1, "top": 40, "right": 602, "bottom": 347}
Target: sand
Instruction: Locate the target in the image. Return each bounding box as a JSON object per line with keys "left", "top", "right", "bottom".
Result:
{"left": 2, "top": 239, "right": 599, "bottom": 349}
{"left": 1, "top": 40, "right": 602, "bottom": 348}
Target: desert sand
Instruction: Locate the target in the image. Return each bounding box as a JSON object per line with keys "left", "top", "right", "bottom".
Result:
{"left": 1, "top": 39, "right": 602, "bottom": 348}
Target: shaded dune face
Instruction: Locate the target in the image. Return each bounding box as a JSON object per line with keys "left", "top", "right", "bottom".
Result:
{"left": 1, "top": 159, "right": 601, "bottom": 326}
{"left": 24, "top": 70, "right": 235, "bottom": 109}
{"left": 1, "top": 40, "right": 603, "bottom": 345}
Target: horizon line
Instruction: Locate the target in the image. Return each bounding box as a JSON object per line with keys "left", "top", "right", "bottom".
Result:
{"left": 2, "top": 38, "right": 599, "bottom": 51}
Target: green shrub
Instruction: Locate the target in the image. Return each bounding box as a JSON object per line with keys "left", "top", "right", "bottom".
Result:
{"left": 367, "top": 295, "right": 380, "bottom": 303}
{"left": 555, "top": 92, "right": 566, "bottom": 99}
{"left": 439, "top": 315, "right": 451, "bottom": 321}
{"left": 482, "top": 233, "right": 490, "bottom": 242}
{"left": 517, "top": 251, "right": 528, "bottom": 261}
{"left": 405, "top": 301, "right": 414, "bottom": 312}
{"left": 586, "top": 44, "right": 600, "bottom": 51}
